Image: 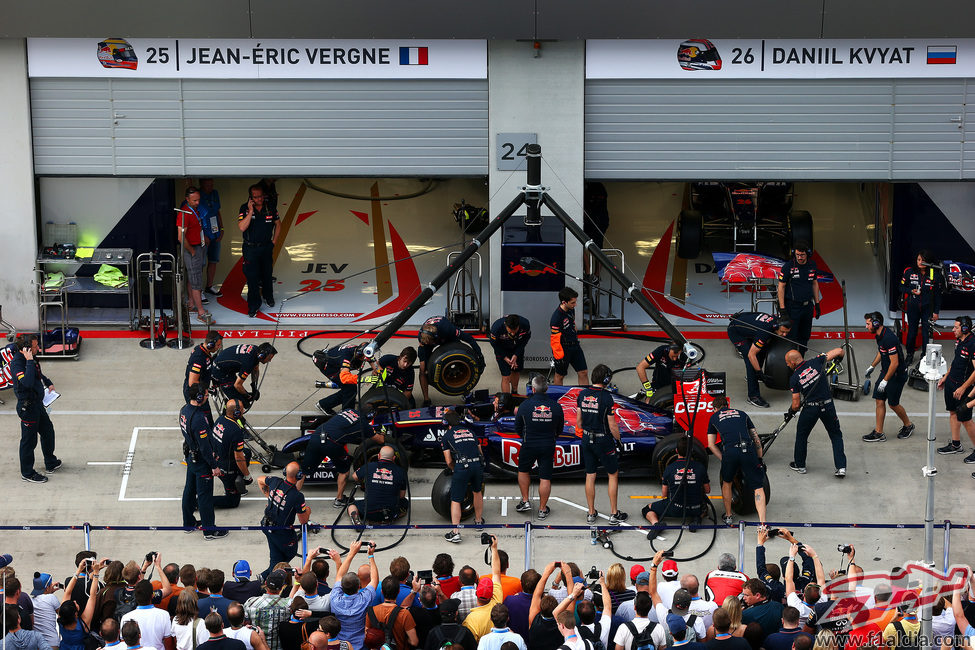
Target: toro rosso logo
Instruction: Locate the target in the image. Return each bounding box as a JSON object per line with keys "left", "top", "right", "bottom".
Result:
{"left": 509, "top": 261, "right": 557, "bottom": 277}
{"left": 678, "top": 39, "right": 722, "bottom": 71}
{"left": 818, "top": 563, "right": 970, "bottom": 630}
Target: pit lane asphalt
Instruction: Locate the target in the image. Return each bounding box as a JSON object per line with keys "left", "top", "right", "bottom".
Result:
{"left": 1, "top": 334, "right": 970, "bottom": 584}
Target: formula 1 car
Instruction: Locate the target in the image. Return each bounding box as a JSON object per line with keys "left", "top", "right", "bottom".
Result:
{"left": 676, "top": 182, "right": 813, "bottom": 259}
{"left": 281, "top": 370, "right": 772, "bottom": 519}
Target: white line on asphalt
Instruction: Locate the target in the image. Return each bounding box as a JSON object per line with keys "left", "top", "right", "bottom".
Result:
{"left": 87, "top": 461, "right": 125, "bottom": 465}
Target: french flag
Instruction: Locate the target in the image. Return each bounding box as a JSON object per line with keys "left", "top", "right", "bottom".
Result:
{"left": 399, "top": 47, "right": 429, "bottom": 65}
{"left": 927, "top": 45, "right": 957, "bottom": 64}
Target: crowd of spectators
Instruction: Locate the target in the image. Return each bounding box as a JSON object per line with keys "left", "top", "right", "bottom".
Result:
{"left": 3, "top": 526, "right": 974, "bottom": 650}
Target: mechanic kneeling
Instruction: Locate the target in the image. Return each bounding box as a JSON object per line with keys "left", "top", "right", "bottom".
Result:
{"left": 636, "top": 343, "right": 685, "bottom": 401}
{"left": 300, "top": 408, "right": 383, "bottom": 509}
{"left": 346, "top": 445, "right": 408, "bottom": 527}
{"left": 211, "top": 342, "right": 277, "bottom": 410}
{"left": 314, "top": 342, "right": 367, "bottom": 415}
{"left": 211, "top": 398, "right": 253, "bottom": 509}
{"left": 706, "top": 396, "right": 766, "bottom": 527}
{"left": 441, "top": 409, "right": 486, "bottom": 543}
{"left": 644, "top": 435, "right": 709, "bottom": 538}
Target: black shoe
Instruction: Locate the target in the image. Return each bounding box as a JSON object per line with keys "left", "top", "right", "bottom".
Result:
{"left": 45, "top": 459, "right": 63, "bottom": 474}
{"left": 201, "top": 295, "right": 209, "bottom": 305}
{"left": 266, "top": 298, "right": 275, "bottom": 307}
{"left": 905, "top": 352, "right": 915, "bottom": 366}
{"left": 205, "top": 287, "right": 223, "bottom": 298}
{"left": 747, "top": 396, "right": 770, "bottom": 408}
{"left": 862, "top": 430, "right": 886, "bottom": 443}
{"left": 646, "top": 522, "right": 664, "bottom": 540}
{"left": 248, "top": 311, "right": 257, "bottom": 318}
{"left": 184, "top": 519, "right": 200, "bottom": 533}
{"left": 474, "top": 519, "right": 485, "bottom": 530}
{"left": 22, "top": 473, "right": 48, "bottom": 484}
{"left": 688, "top": 517, "right": 702, "bottom": 533}
{"left": 789, "top": 462, "right": 807, "bottom": 474}
{"left": 938, "top": 442, "right": 964, "bottom": 455}
{"left": 964, "top": 451, "right": 975, "bottom": 464}
{"left": 609, "top": 511, "right": 628, "bottom": 525}
{"left": 204, "top": 530, "right": 229, "bottom": 541}
{"left": 897, "top": 424, "right": 915, "bottom": 440}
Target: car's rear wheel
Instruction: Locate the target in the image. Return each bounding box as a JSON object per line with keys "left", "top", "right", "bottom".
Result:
{"left": 359, "top": 385, "right": 409, "bottom": 411}
{"left": 761, "top": 336, "right": 794, "bottom": 391}
{"left": 676, "top": 210, "right": 703, "bottom": 259}
{"left": 426, "top": 341, "right": 483, "bottom": 396}
{"left": 351, "top": 440, "right": 410, "bottom": 473}
{"left": 788, "top": 210, "right": 814, "bottom": 252}
{"left": 732, "top": 473, "right": 772, "bottom": 515}
{"left": 431, "top": 468, "right": 478, "bottom": 520}
{"left": 650, "top": 432, "right": 709, "bottom": 479}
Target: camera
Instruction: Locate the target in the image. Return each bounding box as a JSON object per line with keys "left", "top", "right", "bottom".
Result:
{"left": 318, "top": 548, "right": 329, "bottom": 555}
{"left": 768, "top": 528, "right": 781, "bottom": 538}
{"left": 417, "top": 570, "right": 433, "bottom": 584}
{"left": 662, "top": 551, "right": 674, "bottom": 558}
{"left": 285, "top": 567, "right": 296, "bottom": 575}
{"left": 481, "top": 532, "right": 493, "bottom": 545}
{"left": 837, "top": 544, "right": 853, "bottom": 554}
{"left": 587, "top": 566, "right": 600, "bottom": 580}
{"left": 554, "top": 562, "right": 561, "bottom": 568}
{"left": 145, "top": 552, "right": 158, "bottom": 563}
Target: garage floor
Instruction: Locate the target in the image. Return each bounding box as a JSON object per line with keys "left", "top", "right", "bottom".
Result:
{"left": 3, "top": 333, "right": 971, "bottom": 584}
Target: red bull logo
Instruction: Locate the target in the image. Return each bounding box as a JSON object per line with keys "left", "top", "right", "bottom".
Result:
{"left": 508, "top": 261, "right": 557, "bottom": 277}
{"left": 502, "top": 439, "right": 580, "bottom": 469}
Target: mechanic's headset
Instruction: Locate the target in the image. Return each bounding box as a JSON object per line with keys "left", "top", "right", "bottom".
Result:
{"left": 793, "top": 241, "right": 811, "bottom": 257}
{"left": 959, "top": 316, "right": 973, "bottom": 335}
{"left": 865, "top": 311, "right": 884, "bottom": 333}
{"left": 204, "top": 333, "right": 222, "bottom": 353}
{"left": 592, "top": 365, "right": 612, "bottom": 385}
{"left": 229, "top": 400, "right": 242, "bottom": 420}
{"left": 257, "top": 343, "right": 277, "bottom": 361}
{"left": 194, "top": 381, "right": 210, "bottom": 403}
{"left": 283, "top": 466, "right": 304, "bottom": 482}
{"left": 776, "top": 315, "right": 793, "bottom": 331}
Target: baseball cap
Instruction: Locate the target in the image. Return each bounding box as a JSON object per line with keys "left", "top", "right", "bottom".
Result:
{"left": 232, "top": 560, "right": 251, "bottom": 581}
{"left": 635, "top": 572, "right": 651, "bottom": 586}
{"left": 265, "top": 570, "right": 287, "bottom": 591}
{"left": 439, "top": 598, "right": 460, "bottom": 618}
{"left": 31, "top": 572, "right": 52, "bottom": 597}
{"left": 671, "top": 588, "right": 691, "bottom": 616}
{"left": 0, "top": 555, "right": 12, "bottom": 569}
{"left": 661, "top": 559, "right": 679, "bottom": 579}
{"left": 630, "top": 564, "right": 647, "bottom": 581}
{"left": 475, "top": 577, "right": 495, "bottom": 600}
{"left": 667, "top": 613, "right": 687, "bottom": 635}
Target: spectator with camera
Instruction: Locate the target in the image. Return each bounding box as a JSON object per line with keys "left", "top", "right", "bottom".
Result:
{"left": 432, "top": 554, "right": 460, "bottom": 599}
{"left": 224, "top": 561, "right": 264, "bottom": 604}
{"left": 29, "top": 571, "right": 62, "bottom": 648}
{"left": 120, "top": 578, "right": 176, "bottom": 650}
{"left": 58, "top": 558, "right": 107, "bottom": 650}
{"left": 462, "top": 536, "right": 504, "bottom": 642}
{"left": 327, "top": 541, "right": 379, "bottom": 650}
{"left": 784, "top": 544, "right": 825, "bottom": 627}
{"left": 407, "top": 584, "right": 441, "bottom": 642}
{"left": 528, "top": 563, "right": 569, "bottom": 650}
{"left": 754, "top": 528, "right": 786, "bottom": 604}
{"left": 225, "top": 601, "right": 270, "bottom": 650}
{"left": 557, "top": 579, "right": 610, "bottom": 650}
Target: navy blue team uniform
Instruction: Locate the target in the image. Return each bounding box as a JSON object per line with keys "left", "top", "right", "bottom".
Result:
{"left": 376, "top": 354, "right": 416, "bottom": 394}
{"left": 790, "top": 355, "right": 847, "bottom": 471}
{"left": 183, "top": 343, "right": 216, "bottom": 403}
{"left": 551, "top": 307, "right": 586, "bottom": 376}
{"left": 872, "top": 326, "right": 907, "bottom": 406}
{"left": 901, "top": 263, "right": 943, "bottom": 357}
{"left": 301, "top": 409, "right": 362, "bottom": 476}
{"left": 642, "top": 344, "right": 685, "bottom": 391}
{"left": 211, "top": 413, "right": 249, "bottom": 509}
{"left": 708, "top": 408, "right": 764, "bottom": 490}
{"left": 180, "top": 403, "right": 221, "bottom": 533}
{"left": 314, "top": 343, "right": 364, "bottom": 413}
{"left": 514, "top": 392, "right": 565, "bottom": 479}
{"left": 441, "top": 425, "right": 485, "bottom": 503}
{"left": 576, "top": 386, "right": 618, "bottom": 474}
{"left": 778, "top": 257, "right": 819, "bottom": 353}
{"left": 418, "top": 316, "right": 481, "bottom": 363}
{"left": 238, "top": 199, "right": 279, "bottom": 317}
{"left": 646, "top": 456, "right": 709, "bottom": 518}
{"left": 211, "top": 344, "right": 261, "bottom": 405}
{"left": 727, "top": 312, "right": 778, "bottom": 400}
{"left": 260, "top": 476, "right": 309, "bottom": 578}
{"left": 354, "top": 458, "right": 408, "bottom": 522}
{"left": 10, "top": 348, "right": 60, "bottom": 479}
{"left": 944, "top": 332, "right": 975, "bottom": 421}
{"left": 489, "top": 315, "right": 532, "bottom": 376}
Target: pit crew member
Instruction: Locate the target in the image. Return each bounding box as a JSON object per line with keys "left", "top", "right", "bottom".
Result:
{"left": 417, "top": 316, "right": 483, "bottom": 406}
{"left": 211, "top": 398, "right": 252, "bottom": 509}
{"left": 313, "top": 342, "right": 367, "bottom": 415}
{"left": 300, "top": 408, "right": 383, "bottom": 509}
{"left": 514, "top": 375, "right": 564, "bottom": 519}
{"left": 901, "top": 249, "right": 943, "bottom": 365}
{"left": 489, "top": 314, "right": 532, "bottom": 395}
{"left": 576, "top": 364, "right": 627, "bottom": 525}
{"left": 862, "top": 312, "right": 915, "bottom": 443}
{"left": 346, "top": 446, "right": 409, "bottom": 526}
{"left": 777, "top": 242, "right": 821, "bottom": 354}
{"left": 635, "top": 343, "right": 685, "bottom": 401}
{"left": 180, "top": 382, "right": 226, "bottom": 540}
{"left": 706, "top": 396, "right": 765, "bottom": 527}
{"left": 726, "top": 312, "right": 792, "bottom": 409}
{"left": 237, "top": 184, "right": 280, "bottom": 318}
{"left": 211, "top": 342, "right": 277, "bottom": 410}
{"left": 258, "top": 461, "right": 310, "bottom": 580}
{"left": 644, "top": 436, "right": 710, "bottom": 537}
{"left": 10, "top": 334, "right": 61, "bottom": 483}
{"left": 441, "top": 410, "right": 486, "bottom": 543}
{"left": 786, "top": 348, "right": 848, "bottom": 478}
{"left": 939, "top": 316, "right": 975, "bottom": 458}
{"left": 551, "top": 287, "right": 588, "bottom": 387}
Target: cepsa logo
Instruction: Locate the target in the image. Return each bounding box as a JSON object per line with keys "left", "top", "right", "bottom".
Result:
{"left": 502, "top": 439, "right": 580, "bottom": 469}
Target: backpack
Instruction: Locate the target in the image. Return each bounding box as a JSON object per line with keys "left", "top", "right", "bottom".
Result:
{"left": 366, "top": 605, "right": 402, "bottom": 650}
{"left": 625, "top": 620, "right": 656, "bottom": 650}
{"left": 433, "top": 624, "right": 467, "bottom": 650}
{"left": 578, "top": 621, "right": 605, "bottom": 650}
{"left": 114, "top": 587, "right": 138, "bottom": 619}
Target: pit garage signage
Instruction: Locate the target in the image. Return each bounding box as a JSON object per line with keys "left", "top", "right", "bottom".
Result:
{"left": 587, "top": 39, "right": 975, "bottom": 79}
{"left": 27, "top": 38, "right": 486, "bottom": 79}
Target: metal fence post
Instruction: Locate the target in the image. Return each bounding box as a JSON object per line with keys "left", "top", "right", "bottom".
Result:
{"left": 524, "top": 522, "right": 532, "bottom": 573}
{"left": 83, "top": 522, "right": 91, "bottom": 552}
{"left": 738, "top": 520, "right": 746, "bottom": 571}
{"left": 943, "top": 520, "right": 952, "bottom": 571}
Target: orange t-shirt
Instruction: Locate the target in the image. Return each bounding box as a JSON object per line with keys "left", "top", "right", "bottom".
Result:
{"left": 479, "top": 574, "right": 521, "bottom": 600}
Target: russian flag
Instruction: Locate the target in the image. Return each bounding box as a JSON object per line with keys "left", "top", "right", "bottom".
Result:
{"left": 399, "top": 47, "right": 428, "bottom": 65}
{"left": 927, "top": 45, "right": 957, "bottom": 64}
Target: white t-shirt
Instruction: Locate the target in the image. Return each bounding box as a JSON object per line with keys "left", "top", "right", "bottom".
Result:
{"left": 561, "top": 634, "right": 590, "bottom": 650}
{"left": 171, "top": 619, "right": 211, "bottom": 650}
{"left": 299, "top": 592, "right": 330, "bottom": 612}
{"left": 579, "top": 612, "right": 612, "bottom": 649}
{"left": 656, "top": 582, "right": 681, "bottom": 611}
{"left": 687, "top": 597, "right": 719, "bottom": 630}
{"left": 120, "top": 605, "right": 173, "bottom": 650}
{"left": 786, "top": 592, "right": 826, "bottom": 626}
{"left": 225, "top": 626, "right": 258, "bottom": 650}
{"left": 31, "top": 593, "right": 61, "bottom": 648}
{"left": 612, "top": 616, "right": 667, "bottom": 650}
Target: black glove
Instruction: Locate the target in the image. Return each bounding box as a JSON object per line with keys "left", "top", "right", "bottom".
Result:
{"left": 785, "top": 408, "right": 798, "bottom": 421}
{"left": 251, "top": 388, "right": 261, "bottom": 402}
{"left": 814, "top": 303, "right": 822, "bottom": 319}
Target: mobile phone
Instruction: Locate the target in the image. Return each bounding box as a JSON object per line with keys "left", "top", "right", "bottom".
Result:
{"left": 418, "top": 570, "right": 433, "bottom": 584}
{"left": 662, "top": 551, "right": 675, "bottom": 558}
{"left": 554, "top": 562, "right": 562, "bottom": 567}
{"left": 318, "top": 548, "right": 329, "bottom": 555}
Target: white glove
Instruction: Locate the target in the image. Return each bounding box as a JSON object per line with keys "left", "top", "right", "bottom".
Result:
{"left": 864, "top": 365, "right": 875, "bottom": 378}
{"left": 877, "top": 379, "right": 888, "bottom": 393}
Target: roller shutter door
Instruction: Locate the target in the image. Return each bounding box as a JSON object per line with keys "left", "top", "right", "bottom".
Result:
{"left": 586, "top": 78, "right": 971, "bottom": 181}
{"left": 30, "top": 78, "right": 489, "bottom": 176}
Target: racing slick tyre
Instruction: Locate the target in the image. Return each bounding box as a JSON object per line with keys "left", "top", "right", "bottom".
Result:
{"left": 426, "top": 341, "right": 483, "bottom": 396}
{"left": 431, "top": 468, "right": 479, "bottom": 521}
{"left": 787, "top": 210, "right": 814, "bottom": 252}
{"left": 651, "top": 432, "right": 709, "bottom": 479}
{"left": 731, "top": 472, "right": 771, "bottom": 515}
{"left": 359, "top": 385, "right": 409, "bottom": 411}
{"left": 761, "top": 336, "right": 793, "bottom": 391}
{"left": 676, "top": 210, "right": 703, "bottom": 260}
{"left": 646, "top": 387, "right": 675, "bottom": 415}
{"left": 351, "top": 439, "right": 410, "bottom": 474}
